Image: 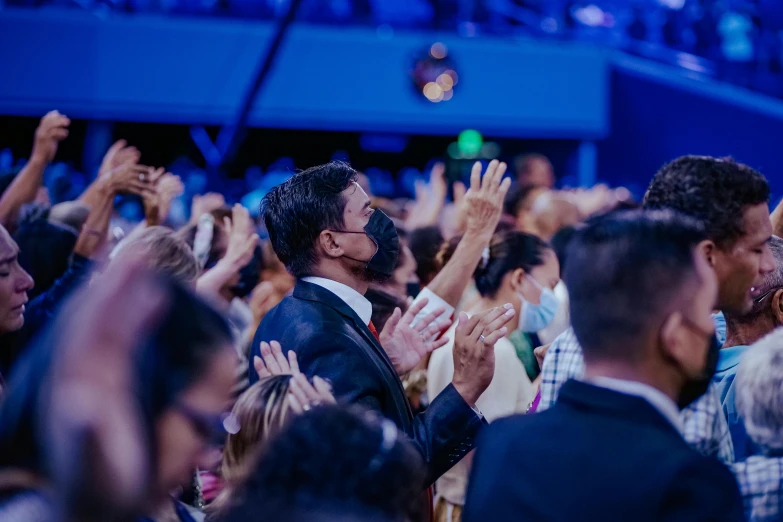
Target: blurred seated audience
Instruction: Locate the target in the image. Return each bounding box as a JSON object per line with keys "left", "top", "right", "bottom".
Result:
{"left": 732, "top": 328, "right": 783, "bottom": 522}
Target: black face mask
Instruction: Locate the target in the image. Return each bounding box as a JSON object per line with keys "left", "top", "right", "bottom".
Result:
{"left": 677, "top": 321, "right": 721, "bottom": 410}
{"left": 406, "top": 282, "right": 421, "bottom": 298}
{"left": 338, "top": 210, "right": 400, "bottom": 279}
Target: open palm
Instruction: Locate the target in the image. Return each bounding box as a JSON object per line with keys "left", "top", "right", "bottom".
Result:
{"left": 379, "top": 297, "right": 451, "bottom": 375}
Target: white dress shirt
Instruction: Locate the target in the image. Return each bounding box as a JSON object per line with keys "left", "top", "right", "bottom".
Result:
{"left": 586, "top": 376, "right": 682, "bottom": 432}
{"left": 301, "top": 276, "right": 373, "bottom": 325}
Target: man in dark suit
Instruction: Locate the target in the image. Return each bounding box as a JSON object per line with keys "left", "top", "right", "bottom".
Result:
{"left": 464, "top": 210, "right": 746, "bottom": 521}
{"left": 248, "top": 161, "right": 515, "bottom": 485}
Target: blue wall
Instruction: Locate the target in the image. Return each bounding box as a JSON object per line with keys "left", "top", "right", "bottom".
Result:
{"left": 0, "top": 9, "right": 608, "bottom": 138}
{"left": 601, "top": 54, "right": 783, "bottom": 199}
{"left": 1, "top": 9, "right": 781, "bottom": 199}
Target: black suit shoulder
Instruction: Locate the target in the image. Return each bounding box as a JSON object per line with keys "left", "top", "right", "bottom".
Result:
{"left": 465, "top": 397, "right": 744, "bottom": 522}
{"left": 251, "top": 293, "right": 385, "bottom": 409}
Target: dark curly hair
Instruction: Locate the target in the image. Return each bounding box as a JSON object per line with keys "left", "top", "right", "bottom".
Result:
{"left": 643, "top": 156, "right": 769, "bottom": 247}
{"left": 219, "top": 405, "right": 425, "bottom": 522}
{"left": 261, "top": 162, "right": 357, "bottom": 277}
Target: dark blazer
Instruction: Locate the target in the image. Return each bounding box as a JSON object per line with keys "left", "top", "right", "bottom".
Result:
{"left": 464, "top": 379, "right": 745, "bottom": 522}
{"left": 248, "top": 280, "right": 484, "bottom": 485}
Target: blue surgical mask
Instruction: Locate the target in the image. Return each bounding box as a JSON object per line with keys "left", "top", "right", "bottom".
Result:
{"left": 518, "top": 276, "right": 559, "bottom": 333}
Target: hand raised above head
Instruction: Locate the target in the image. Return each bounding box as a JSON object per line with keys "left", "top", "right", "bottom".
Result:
{"left": 32, "top": 110, "right": 70, "bottom": 164}
{"left": 458, "top": 160, "right": 511, "bottom": 236}
{"left": 451, "top": 305, "right": 516, "bottom": 406}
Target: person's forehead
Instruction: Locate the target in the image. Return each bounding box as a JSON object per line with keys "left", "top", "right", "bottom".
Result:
{"left": 0, "top": 227, "right": 18, "bottom": 258}
{"left": 341, "top": 182, "right": 369, "bottom": 209}
{"left": 740, "top": 203, "right": 773, "bottom": 242}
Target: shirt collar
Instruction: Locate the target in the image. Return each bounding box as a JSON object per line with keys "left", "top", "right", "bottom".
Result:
{"left": 585, "top": 376, "right": 682, "bottom": 432}
{"left": 717, "top": 345, "right": 750, "bottom": 373}
{"left": 301, "top": 276, "right": 373, "bottom": 325}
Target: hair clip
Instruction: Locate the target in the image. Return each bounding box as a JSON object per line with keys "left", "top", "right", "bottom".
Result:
{"left": 193, "top": 213, "right": 215, "bottom": 270}
{"left": 480, "top": 246, "right": 490, "bottom": 269}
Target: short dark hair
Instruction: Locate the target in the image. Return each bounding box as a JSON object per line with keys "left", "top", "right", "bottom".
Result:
{"left": 643, "top": 156, "right": 769, "bottom": 247}
{"left": 566, "top": 210, "right": 707, "bottom": 359}
{"left": 261, "top": 162, "right": 357, "bottom": 277}
{"left": 439, "top": 231, "right": 552, "bottom": 298}
{"left": 222, "top": 405, "right": 425, "bottom": 522}
{"left": 409, "top": 226, "right": 444, "bottom": 286}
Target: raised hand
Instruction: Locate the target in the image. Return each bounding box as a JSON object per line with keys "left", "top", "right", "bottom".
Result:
{"left": 105, "top": 161, "right": 154, "bottom": 197}
{"left": 31, "top": 110, "right": 70, "bottom": 164}
{"left": 44, "top": 257, "right": 168, "bottom": 517}
{"left": 451, "top": 305, "right": 516, "bottom": 406}
{"left": 404, "top": 162, "right": 449, "bottom": 230}
{"left": 142, "top": 168, "right": 184, "bottom": 226}
{"left": 98, "top": 140, "right": 141, "bottom": 179}
{"left": 252, "top": 341, "right": 335, "bottom": 412}
{"left": 379, "top": 297, "right": 452, "bottom": 375}
{"left": 223, "top": 204, "right": 260, "bottom": 270}
{"left": 254, "top": 340, "right": 299, "bottom": 379}
{"left": 288, "top": 372, "right": 336, "bottom": 414}
{"left": 458, "top": 159, "right": 511, "bottom": 236}
{"left": 191, "top": 192, "right": 226, "bottom": 223}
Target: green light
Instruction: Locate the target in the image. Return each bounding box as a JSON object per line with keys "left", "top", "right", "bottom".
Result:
{"left": 457, "top": 129, "right": 483, "bottom": 157}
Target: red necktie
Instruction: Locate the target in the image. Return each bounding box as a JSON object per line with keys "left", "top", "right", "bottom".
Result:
{"left": 368, "top": 320, "right": 380, "bottom": 341}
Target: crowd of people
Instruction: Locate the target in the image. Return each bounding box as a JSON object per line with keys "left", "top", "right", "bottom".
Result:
{"left": 0, "top": 109, "right": 782, "bottom": 522}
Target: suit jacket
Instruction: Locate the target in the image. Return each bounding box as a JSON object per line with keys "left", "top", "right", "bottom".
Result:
{"left": 463, "top": 379, "right": 745, "bottom": 522}
{"left": 248, "top": 280, "right": 484, "bottom": 485}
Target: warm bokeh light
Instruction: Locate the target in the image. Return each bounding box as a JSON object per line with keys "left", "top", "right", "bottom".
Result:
{"left": 444, "top": 69, "right": 459, "bottom": 85}
{"left": 442, "top": 89, "right": 454, "bottom": 101}
{"left": 430, "top": 42, "right": 448, "bottom": 59}
{"left": 436, "top": 73, "right": 454, "bottom": 91}
{"left": 423, "top": 82, "right": 444, "bottom": 102}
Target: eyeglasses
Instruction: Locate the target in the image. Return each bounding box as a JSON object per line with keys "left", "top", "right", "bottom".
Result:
{"left": 175, "top": 402, "right": 240, "bottom": 444}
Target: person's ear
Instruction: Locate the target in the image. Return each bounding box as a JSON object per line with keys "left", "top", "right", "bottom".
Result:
{"left": 772, "top": 289, "right": 783, "bottom": 325}
{"left": 697, "top": 239, "right": 717, "bottom": 268}
{"left": 318, "top": 230, "right": 344, "bottom": 260}
{"left": 659, "top": 312, "right": 691, "bottom": 371}
{"left": 510, "top": 268, "right": 526, "bottom": 293}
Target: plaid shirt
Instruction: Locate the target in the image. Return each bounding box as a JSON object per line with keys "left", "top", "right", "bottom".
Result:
{"left": 732, "top": 456, "right": 783, "bottom": 521}
{"left": 538, "top": 327, "right": 734, "bottom": 464}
